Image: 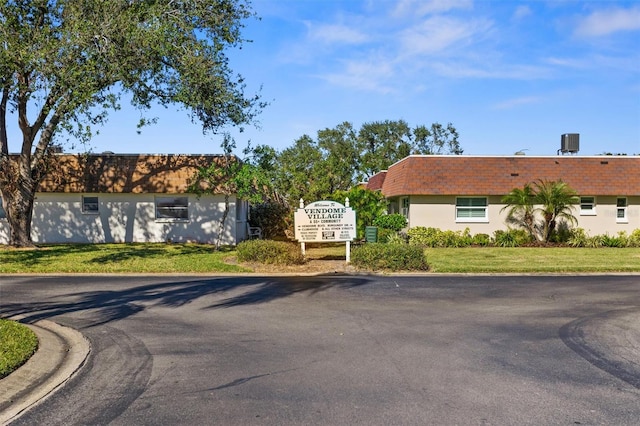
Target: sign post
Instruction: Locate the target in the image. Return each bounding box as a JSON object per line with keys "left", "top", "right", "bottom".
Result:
{"left": 294, "top": 198, "right": 356, "bottom": 263}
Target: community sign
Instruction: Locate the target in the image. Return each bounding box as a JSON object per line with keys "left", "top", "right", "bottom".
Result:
{"left": 294, "top": 200, "right": 356, "bottom": 243}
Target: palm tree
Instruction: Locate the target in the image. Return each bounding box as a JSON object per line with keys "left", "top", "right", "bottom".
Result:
{"left": 532, "top": 179, "right": 579, "bottom": 242}
{"left": 501, "top": 184, "right": 538, "bottom": 240}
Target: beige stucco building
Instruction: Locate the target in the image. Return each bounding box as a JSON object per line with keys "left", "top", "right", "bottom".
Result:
{"left": 366, "top": 155, "right": 639, "bottom": 237}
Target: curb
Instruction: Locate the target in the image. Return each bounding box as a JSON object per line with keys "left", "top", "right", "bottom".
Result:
{"left": 0, "top": 320, "right": 90, "bottom": 425}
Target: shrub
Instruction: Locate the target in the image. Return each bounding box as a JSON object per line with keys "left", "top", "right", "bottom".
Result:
{"left": 373, "top": 214, "right": 407, "bottom": 231}
{"left": 600, "top": 233, "right": 626, "bottom": 248}
{"left": 385, "top": 233, "right": 407, "bottom": 245}
{"left": 628, "top": 229, "right": 640, "bottom": 247}
{"left": 407, "top": 227, "right": 440, "bottom": 247}
{"left": 567, "top": 228, "right": 589, "bottom": 247}
{"left": 493, "top": 229, "right": 532, "bottom": 247}
{"left": 249, "top": 202, "right": 291, "bottom": 239}
{"left": 377, "top": 228, "right": 397, "bottom": 243}
{"left": 408, "top": 227, "right": 473, "bottom": 247}
{"left": 236, "top": 240, "right": 305, "bottom": 265}
{"left": 472, "top": 233, "right": 491, "bottom": 246}
{"left": 351, "top": 243, "right": 428, "bottom": 271}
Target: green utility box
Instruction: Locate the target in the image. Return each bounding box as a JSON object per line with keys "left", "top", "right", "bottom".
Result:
{"left": 365, "top": 226, "right": 378, "bottom": 243}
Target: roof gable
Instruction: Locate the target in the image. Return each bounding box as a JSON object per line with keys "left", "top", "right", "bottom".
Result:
{"left": 378, "top": 156, "right": 640, "bottom": 197}
{"left": 38, "top": 154, "right": 228, "bottom": 194}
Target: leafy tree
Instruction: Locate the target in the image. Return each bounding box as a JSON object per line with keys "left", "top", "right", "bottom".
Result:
{"left": 357, "top": 120, "right": 462, "bottom": 179}
{"left": 532, "top": 179, "right": 579, "bottom": 242}
{"left": 275, "top": 135, "right": 324, "bottom": 204}
{"left": 316, "top": 122, "right": 359, "bottom": 195}
{"left": 357, "top": 120, "right": 413, "bottom": 179}
{"left": 0, "top": 0, "right": 263, "bottom": 247}
{"left": 413, "top": 122, "right": 462, "bottom": 155}
{"left": 500, "top": 183, "right": 537, "bottom": 240}
{"left": 188, "top": 134, "right": 272, "bottom": 249}
{"left": 330, "top": 186, "right": 387, "bottom": 239}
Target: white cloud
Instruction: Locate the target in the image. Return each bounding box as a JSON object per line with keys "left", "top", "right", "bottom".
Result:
{"left": 574, "top": 6, "right": 640, "bottom": 37}
{"left": 318, "top": 58, "right": 396, "bottom": 93}
{"left": 306, "top": 22, "right": 369, "bottom": 45}
{"left": 393, "top": 0, "right": 473, "bottom": 18}
{"left": 513, "top": 5, "right": 532, "bottom": 21}
{"left": 492, "top": 96, "right": 543, "bottom": 110}
{"left": 430, "top": 62, "right": 552, "bottom": 80}
{"left": 399, "top": 16, "right": 491, "bottom": 56}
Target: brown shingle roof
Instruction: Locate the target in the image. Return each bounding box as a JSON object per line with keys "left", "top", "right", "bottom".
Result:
{"left": 38, "top": 154, "right": 229, "bottom": 193}
{"left": 379, "top": 156, "right": 640, "bottom": 197}
{"left": 365, "top": 171, "right": 387, "bottom": 191}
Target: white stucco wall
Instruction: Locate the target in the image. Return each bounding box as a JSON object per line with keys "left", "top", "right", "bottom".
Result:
{"left": 0, "top": 193, "right": 241, "bottom": 245}
{"left": 403, "top": 195, "right": 639, "bottom": 236}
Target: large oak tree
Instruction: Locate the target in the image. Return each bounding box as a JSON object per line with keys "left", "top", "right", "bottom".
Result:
{"left": 0, "top": 0, "right": 263, "bottom": 247}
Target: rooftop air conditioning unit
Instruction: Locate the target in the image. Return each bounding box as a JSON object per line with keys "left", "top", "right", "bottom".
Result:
{"left": 560, "top": 133, "right": 579, "bottom": 154}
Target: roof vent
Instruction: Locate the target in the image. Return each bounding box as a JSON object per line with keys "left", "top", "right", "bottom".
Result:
{"left": 560, "top": 133, "right": 579, "bottom": 154}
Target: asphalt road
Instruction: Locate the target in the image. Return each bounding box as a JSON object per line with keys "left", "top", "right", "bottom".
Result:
{"left": 1, "top": 274, "right": 639, "bottom": 425}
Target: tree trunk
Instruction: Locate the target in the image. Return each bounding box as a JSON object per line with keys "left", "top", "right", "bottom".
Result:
{"left": 215, "top": 193, "right": 230, "bottom": 250}
{"left": 0, "top": 156, "right": 38, "bottom": 248}
{"left": 2, "top": 180, "right": 37, "bottom": 248}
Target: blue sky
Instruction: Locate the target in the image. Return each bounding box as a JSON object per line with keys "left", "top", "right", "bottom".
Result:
{"left": 23, "top": 1, "right": 640, "bottom": 156}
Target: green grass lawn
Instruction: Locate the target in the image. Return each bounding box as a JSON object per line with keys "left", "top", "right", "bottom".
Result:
{"left": 0, "top": 243, "right": 251, "bottom": 274}
{"left": 0, "top": 243, "right": 638, "bottom": 274}
{"left": 424, "top": 247, "right": 640, "bottom": 273}
{"left": 0, "top": 319, "right": 38, "bottom": 379}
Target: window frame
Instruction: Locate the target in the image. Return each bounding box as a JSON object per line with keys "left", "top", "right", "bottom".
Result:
{"left": 616, "top": 197, "right": 628, "bottom": 223}
{"left": 155, "top": 196, "right": 189, "bottom": 222}
{"left": 456, "top": 197, "right": 488, "bottom": 223}
{"left": 579, "top": 196, "right": 596, "bottom": 216}
{"left": 81, "top": 196, "right": 99, "bottom": 214}
{"left": 400, "top": 197, "right": 409, "bottom": 219}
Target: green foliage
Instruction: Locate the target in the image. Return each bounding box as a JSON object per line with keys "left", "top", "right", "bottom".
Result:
{"left": 0, "top": 319, "right": 39, "bottom": 379}
{"left": 532, "top": 179, "right": 579, "bottom": 242}
{"left": 600, "top": 233, "right": 626, "bottom": 248}
{"left": 249, "top": 202, "right": 290, "bottom": 239}
{"left": 384, "top": 233, "right": 408, "bottom": 245}
{"left": 493, "top": 229, "right": 533, "bottom": 247}
{"left": 629, "top": 229, "right": 640, "bottom": 248}
{"left": 0, "top": 0, "right": 263, "bottom": 247}
{"left": 351, "top": 243, "right": 428, "bottom": 271}
{"left": 472, "top": 233, "right": 491, "bottom": 246}
{"left": 268, "top": 120, "right": 462, "bottom": 207}
{"left": 502, "top": 180, "right": 579, "bottom": 242}
{"left": 373, "top": 214, "right": 407, "bottom": 231}
{"left": 236, "top": 240, "right": 305, "bottom": 265}
{"left": 567, "top": 228, "right": 590, "bottom": 247}
{"left": 330, "top": 186, "right": 387, "bottom": 238}
{"left": 407, "top": 227, "right": 474, "bottom": 248}
{"left": 501, "top": 183, "right": 537, "bottom": 239}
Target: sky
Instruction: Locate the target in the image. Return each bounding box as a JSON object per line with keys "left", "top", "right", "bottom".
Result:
{"left": 10, "top": 0, "right": 640, "bottom": 157}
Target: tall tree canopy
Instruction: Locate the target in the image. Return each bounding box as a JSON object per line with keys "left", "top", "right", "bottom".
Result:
{"left": 267, "top": 120, "right": 462, "bottom": 207}
{"left": 0, "top": 0, "right": 263, "bottom": 247}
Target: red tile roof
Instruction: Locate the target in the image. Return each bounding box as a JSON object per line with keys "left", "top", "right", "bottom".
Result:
{"left": 371, "top": 156, "right": 640, "bottom": 197}
{"left": 38, "top": 154, "right": 229, "bottom": 193}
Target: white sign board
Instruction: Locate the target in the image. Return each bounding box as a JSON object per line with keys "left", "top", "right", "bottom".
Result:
{"left": 294, "top": 200, "right": 356, "bottom": 242}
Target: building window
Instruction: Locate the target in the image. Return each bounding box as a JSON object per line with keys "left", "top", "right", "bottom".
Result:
{"left": 579, "top": 196, "right": 596, "bottom": 216}
{"left": 400, "top": 197, "right": 409, "bottom": 219}
{"left": 456, "top": 197, "right": 488, "bottom": 222}
{"left": 0, "top": 196, "right": 5, "bottom": 219}
{"left": 155, "top": 196, "right": 188, "bottom": 221}
{"left": 82, "top": 196, "right": 99, "bottom": 214}
{"left": 616, "top": 198, "right": 627, "bottom": 223}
